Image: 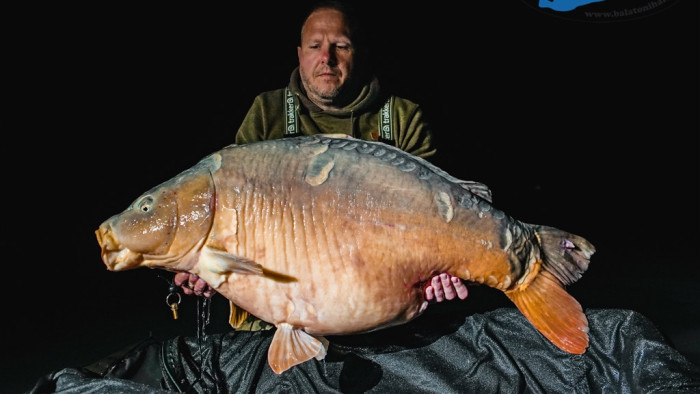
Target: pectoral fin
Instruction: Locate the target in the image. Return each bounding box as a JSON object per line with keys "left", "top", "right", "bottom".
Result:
{"left": 202, "top": 245, "right": 263, "bottom": 275}
{"left": 200, "top": 246, "right": 297, "bottom": 286}
{"left": 267, "top": 323, "right": 329, "bottom": 374}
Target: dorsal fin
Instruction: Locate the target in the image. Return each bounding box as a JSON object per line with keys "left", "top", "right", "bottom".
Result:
{"left": 455, "top": 180, "right": 492, "bottom": 202}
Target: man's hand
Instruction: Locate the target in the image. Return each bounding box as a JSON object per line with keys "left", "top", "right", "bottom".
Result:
{"left": 425, "top": 273, "right": 468, "bottom": 302}
{"left": 174, "top": 272, "right": 216, "bottom": 298}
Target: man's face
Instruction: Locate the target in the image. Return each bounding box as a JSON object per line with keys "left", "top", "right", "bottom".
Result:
{"left": 297, "top": 8, "right": 356, "bottom": 107}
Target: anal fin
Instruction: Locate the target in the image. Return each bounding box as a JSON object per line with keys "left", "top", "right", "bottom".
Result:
{"left": 267, "top": 323, "right": 329, "bottom": 374}
{"left": 228, "top": 301, "right": 249, "bottom": 329}
{"left": 506, "top": 270, "right": 589, "bottom": 354}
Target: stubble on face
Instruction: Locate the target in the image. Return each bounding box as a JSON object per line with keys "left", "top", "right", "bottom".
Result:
{"left": 300, "top": 67, "right": 342, "bottom": 102}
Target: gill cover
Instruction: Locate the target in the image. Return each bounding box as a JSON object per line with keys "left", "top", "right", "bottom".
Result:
{"left": 97, "top": 155, "right": 219, "bottom": 271}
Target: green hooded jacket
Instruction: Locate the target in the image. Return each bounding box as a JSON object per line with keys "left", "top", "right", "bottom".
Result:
{"left": 235, "top": 67, "right": 436, "bottom": 160}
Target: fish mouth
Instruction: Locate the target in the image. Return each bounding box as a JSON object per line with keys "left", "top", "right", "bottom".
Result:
{"left": 95, "top": 225, "right": 143, "bottom": 271}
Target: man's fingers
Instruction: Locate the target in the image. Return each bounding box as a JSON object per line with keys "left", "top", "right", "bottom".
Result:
{"left": 192, "top": 278, "right": 205, "bottom": 296}
{"left": 202, "top": 289, "right": 216, "bottom": 298}
{"left": 425, "top": 286, "right": 435, "bottom": 301}
{"left": 431, "top": 276, "right": 444, "bottom": 302}
{"left": 187, "top": 274, "right": 200, "bottom": 289}
{"left": 193, "top": 278, "right": 216, "bottom": 297}
{"left": 425, "top": 274, "right": 469, "bottom": 303}
{"left": 440, "top": 273, "right": 455, "bottom": 300}
{"left": 174, "top": 272, "right": 216, "bottom": 297}
{"left": 173, "top": 272, "right": 189, "bottom": 286}
{"left": 452, "top": 276, "right": 468, "bottom": 299}
{"left": 180, "top": 286, "right": 194, "bottom": 295}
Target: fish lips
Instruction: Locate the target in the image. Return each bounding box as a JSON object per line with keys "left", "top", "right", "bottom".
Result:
{"left": 95, "top": 227, "right": 143, "bottom": 271}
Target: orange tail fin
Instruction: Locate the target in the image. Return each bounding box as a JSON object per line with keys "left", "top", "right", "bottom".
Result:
{"left": 506, "top": 270, "right": 589, "bottom": 354}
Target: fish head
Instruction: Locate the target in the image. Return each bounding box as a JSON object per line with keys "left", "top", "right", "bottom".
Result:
{"left": 95, "top": 155, "right": 220, "bottom": 272}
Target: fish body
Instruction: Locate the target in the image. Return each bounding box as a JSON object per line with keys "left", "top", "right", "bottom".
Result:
{"left": 95, "top": 135, "right": 595, "bottom": 374}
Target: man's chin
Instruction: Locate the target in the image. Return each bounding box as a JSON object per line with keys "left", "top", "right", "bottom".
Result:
{"left": 311, "top": 89, "right": 341, "bottom": 101}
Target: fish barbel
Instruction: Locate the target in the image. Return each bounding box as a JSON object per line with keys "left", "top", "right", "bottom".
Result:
{"left": 95, "top": 134, "right": 595, "bottom": 374}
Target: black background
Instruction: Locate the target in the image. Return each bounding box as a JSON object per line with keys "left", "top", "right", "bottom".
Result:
{"left": 4, "top": 1, "right": 698, "bottom": 392}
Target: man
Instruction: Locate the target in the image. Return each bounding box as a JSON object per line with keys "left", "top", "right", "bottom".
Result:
{"left": 29, "top": 2, "right": 700, "bottom": 392}
{"left": 174, "top": 0, "right": 468, "bottom": 312}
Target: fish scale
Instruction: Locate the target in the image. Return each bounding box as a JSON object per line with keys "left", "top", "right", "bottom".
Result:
{"left": 96, "top": 134, "right": 595, "bottom": 375}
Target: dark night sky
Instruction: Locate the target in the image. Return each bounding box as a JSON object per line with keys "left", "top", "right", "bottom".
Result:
{"left": 4, "top": 1, "right": 698, "bottom": 392}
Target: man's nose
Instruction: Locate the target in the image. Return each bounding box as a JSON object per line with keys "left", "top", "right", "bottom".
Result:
{"left": 320, "top": 45, "right": 336, "bottom": 65}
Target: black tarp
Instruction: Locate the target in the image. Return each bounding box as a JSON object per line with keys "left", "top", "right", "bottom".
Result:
{"left": 29, "top": 308, "right": 700, "bottom": 393}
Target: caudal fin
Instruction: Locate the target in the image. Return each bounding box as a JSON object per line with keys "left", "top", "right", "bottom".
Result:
{"left": 506, "top": 225, "right": 595, "bottom": 353}
{"left": 535, "top": 225, "right": 595, "bottom": 286}
{"left": 506, "top": 270, "right": 589, "bottom": 353}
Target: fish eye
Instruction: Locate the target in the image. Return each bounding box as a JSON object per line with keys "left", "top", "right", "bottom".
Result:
{"left": 136, "top": 196, "right": 154, "bottom": 213}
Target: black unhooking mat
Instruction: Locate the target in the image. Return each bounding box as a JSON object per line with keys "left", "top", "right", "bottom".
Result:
{"left": 29, "top": 308, "right": 700, "bottom": 393}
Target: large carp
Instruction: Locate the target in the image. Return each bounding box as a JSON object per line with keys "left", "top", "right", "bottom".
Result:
{"left": 95, "top": 134, "right": 595, "bottom": 374}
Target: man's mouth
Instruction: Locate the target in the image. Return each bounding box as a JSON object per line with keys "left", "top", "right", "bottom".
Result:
{"left": 316, "top": 68, "right": 336, "bottom": 77}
